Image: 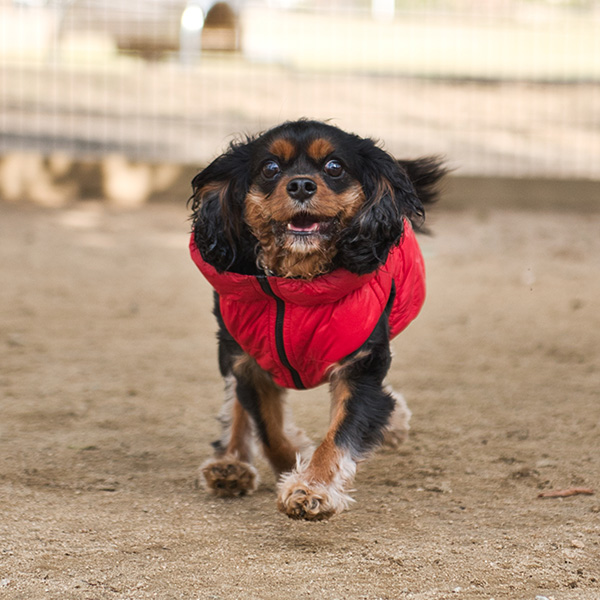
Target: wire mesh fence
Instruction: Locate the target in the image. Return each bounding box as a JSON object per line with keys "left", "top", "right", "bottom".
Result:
{"left": 1, "top": 0, "right": 599, "bottom": 181}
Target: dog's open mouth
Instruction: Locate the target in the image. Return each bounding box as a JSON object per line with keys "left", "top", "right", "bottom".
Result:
{"left": 286, "top": 214, "right": 334, "bottom": 236}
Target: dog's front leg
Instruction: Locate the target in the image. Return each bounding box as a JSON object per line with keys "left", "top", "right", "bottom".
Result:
{"left": 277, "top": 331, "right": 401, "bottom": 520}
{"left": 200, "top": 371, "right": 261, "bottom": 498}
{"left": 200, "top": 303, "right": 263, "bottom": 497}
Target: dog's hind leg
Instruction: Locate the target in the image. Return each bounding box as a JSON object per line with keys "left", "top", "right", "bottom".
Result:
{"left": 381, "top": 388, "right": 412, "bottom": 449}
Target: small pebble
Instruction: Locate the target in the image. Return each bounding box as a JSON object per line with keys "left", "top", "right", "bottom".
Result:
{"left": 570, "top": 539, "right": 585, "bottom": 549}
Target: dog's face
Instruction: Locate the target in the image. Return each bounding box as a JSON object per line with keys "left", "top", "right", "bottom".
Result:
{"left": 190, "top": 120, "right": 444, "bottom": 279}
{"left": 243, "top": 129, "right": 369, "bottom": 278}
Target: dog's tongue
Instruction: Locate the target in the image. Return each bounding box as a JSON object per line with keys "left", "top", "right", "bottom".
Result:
{"left": 287, "top": 215, "right": 320, "bottom": 233}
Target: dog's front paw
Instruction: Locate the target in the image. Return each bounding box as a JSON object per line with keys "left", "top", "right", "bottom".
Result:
{"left": 277, "top": 472, "right": 353, "bottom": 521}
{"left": 200, "top": 456, "right": 259, "bottom": 498}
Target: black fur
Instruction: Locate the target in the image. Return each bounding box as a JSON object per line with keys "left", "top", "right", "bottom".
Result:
{"left": 334, "top": 140, "right": 438, "bottom": 274}
{"left": 189, "top": 139, "right": 259, "bottom": 274}
{"left": 212, "top": 292, "right": 242, "bottom": 378}
{"left": 333, "top": 284, "right": 396, "bottom": 457}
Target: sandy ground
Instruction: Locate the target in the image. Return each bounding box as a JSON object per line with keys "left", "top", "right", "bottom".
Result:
{"left": 1, "top": 198, "right": 599, "bottom": 600}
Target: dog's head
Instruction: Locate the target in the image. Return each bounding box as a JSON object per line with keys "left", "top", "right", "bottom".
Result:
{"left": 190, "top": 120, "right": 445, "bottom": 279}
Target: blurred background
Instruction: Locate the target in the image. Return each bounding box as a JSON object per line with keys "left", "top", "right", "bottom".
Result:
{"left": 1, "top": 0, "right": 599, "bottom": 207}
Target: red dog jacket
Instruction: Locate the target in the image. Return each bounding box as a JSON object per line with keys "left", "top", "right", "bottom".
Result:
{"left": 190, "top": 223, "right": 426, "bottom": 390}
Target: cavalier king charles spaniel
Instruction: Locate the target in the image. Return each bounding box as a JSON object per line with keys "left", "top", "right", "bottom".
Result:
{"left": 189, "top": 119, "right": 445, "bottom": 520}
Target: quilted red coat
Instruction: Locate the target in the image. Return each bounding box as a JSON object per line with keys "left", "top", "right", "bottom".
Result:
{"left": 190, "top": 223, "right": 426, "bottom": 390}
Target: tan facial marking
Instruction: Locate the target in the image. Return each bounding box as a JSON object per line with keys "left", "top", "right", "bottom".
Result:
{"left": 269, "top": 138, "right": 296, "bottom": 163}
{"left": 244, "top": 180, "right": 366, "bottom": 279}
{"left": 307, "top": 138, "right": 334, "bottom": 162}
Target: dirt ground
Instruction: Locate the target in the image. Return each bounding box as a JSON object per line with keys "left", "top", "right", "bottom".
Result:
{"left": 1, "top": 197, "right": 599, "bottom": 600}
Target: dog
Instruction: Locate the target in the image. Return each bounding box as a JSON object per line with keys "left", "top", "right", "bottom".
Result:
{"left": 188, "top": 119, "right": 445, "bottom": 520}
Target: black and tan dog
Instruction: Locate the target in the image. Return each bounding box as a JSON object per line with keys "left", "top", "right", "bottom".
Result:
{"left": 189, "top": 119, "right": 444, "bottom": 520}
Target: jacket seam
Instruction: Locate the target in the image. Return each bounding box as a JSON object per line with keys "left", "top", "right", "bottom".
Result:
{"left": 256, "top": 278, "right": 306, "bottom": 390}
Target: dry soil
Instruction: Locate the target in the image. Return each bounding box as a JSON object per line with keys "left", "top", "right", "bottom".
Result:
{"left": 1, "top": 200, "right": 599, "bottom": 600}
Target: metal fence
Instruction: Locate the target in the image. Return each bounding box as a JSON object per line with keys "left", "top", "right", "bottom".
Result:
{"left": 1, "top": 0, "right": 599, "bottom": 181}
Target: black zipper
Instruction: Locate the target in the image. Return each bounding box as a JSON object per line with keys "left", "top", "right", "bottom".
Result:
{"left": 257, "top": 278, "right": 306, "bottom": 390}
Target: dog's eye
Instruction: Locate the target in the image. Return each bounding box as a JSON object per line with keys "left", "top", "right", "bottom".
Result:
{"left": 262, "top": 160, "right": 281, "bottom": 179}
{"left": 324, "top": 160, "right": 343, "bottom": 178}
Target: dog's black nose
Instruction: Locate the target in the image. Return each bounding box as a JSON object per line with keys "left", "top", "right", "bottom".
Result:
{"left": 287, "top": 178, "right": 317, "bottom": 202}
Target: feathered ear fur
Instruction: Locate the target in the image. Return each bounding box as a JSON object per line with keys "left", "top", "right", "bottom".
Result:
{"left": 397, "top": 156, "right": 447, "bottom": 209}
{"left": 336, "top": 141, "right": 445, "bottom": 275}
{"left": 188, "top": 140, "right": 257, "bottom": 273}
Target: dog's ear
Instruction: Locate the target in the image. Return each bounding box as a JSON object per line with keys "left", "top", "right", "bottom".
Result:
{"left": 188, "top": 140, "right": 255, "bottom": 272}
{"left": 397, "top": 156, "right": 447, "bottom": 210}
{"left": 336, "top": 141, "right": 441, "bottom": 275}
